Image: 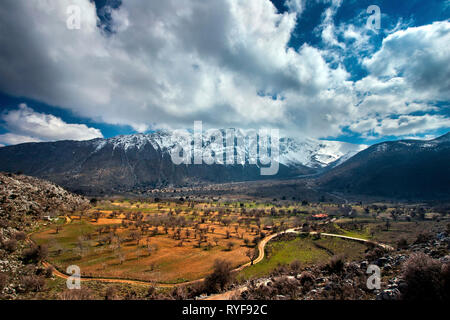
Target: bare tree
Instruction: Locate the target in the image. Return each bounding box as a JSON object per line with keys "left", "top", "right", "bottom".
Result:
{"left": 246, "top": 248, "right": 259, "bottom": 265}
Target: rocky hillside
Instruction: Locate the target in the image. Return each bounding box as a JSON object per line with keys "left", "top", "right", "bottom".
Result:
{"left": 0, "top": 173, "right": 89, "bottom": 299}
{"left": 0, "top": 172, "right": 89, "bottom": 229}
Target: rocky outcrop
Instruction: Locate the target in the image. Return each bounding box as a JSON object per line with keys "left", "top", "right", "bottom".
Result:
{"left": 0, "top": 172, "right": 89, "bottom": 229}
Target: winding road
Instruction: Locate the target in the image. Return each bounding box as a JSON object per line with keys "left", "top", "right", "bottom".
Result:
{"left": 204, "top": 229, "right": 393, "bottom": 300}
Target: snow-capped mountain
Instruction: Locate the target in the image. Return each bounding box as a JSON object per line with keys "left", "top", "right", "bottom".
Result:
{"left": 0, "top": 130, "right": 367, "bottom": 194}
{"left": 90, "top": 130, "right": 366, "bottom": 169}
{"left": 278, "top": 137, "right": 367, "bottom": 168}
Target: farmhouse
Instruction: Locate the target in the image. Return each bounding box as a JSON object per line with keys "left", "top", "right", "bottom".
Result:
{"left": 312, "top": 213, "right": 328, "bottom": 220}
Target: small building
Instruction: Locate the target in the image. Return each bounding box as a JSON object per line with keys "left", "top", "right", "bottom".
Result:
{"left": 312, "top": 213, "right": 329, "bottom": 220}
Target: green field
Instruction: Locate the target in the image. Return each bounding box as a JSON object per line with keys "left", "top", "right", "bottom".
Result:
{"left": 240, "top": 234, "right": 367, "bottom": 280}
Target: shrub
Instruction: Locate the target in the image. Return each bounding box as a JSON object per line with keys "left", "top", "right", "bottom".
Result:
{"left": 326, "top": 255, "right": 345, "bottom": 274}
{"left": 3, "top": 239, "right": 18, "bottom": 253}
{"left": 203, "top": 259, "right": 234, "bottom": 294}
{"left": 105, "top": 286, "right": 117, "bottom": 300}
{"left": 299, "top": 271, "right": 315, "bottom": 292}
{"left": 0, "top": 273, "right": 8, "bottom": 292}
{"left": 271, "top": 276, "right": 299, "bottom": 299}
{"left": 22, "top": 275, "right": 46, "bottom": 292}
{"left": 171, "top": 286, "right": 188, "bottom": 300}
{"left": 414, "top": 232, "right": 433, "bottom": 244}
{"left": 290, "top": 260, "right": 302, "bottom": 273}
{"left": 14, "top": 232, "right": 27, "bottom": 241}
{"left": 59, "top": 288, "right": 93, "bottom": 300}
{"left": 44, "top": 266, "right": 53, "bottom": 278}
{"left": 401, "top": 253, "right": 443, "bottom": 300}
{"left": 397, "top": 238, "right": 409, "bottom": 250}
{"left": 22, "top": 245, "right": 48, "bottom": 264}
{"left": 270, "top": 264, "right": 289, "bottom": 277}
{"left": 365, "top": 247, "right": 386, "bottom": 262}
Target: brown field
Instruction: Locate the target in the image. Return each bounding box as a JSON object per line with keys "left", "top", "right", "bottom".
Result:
{"left": 32, "top": 201, "right": 267, "bottom": 283}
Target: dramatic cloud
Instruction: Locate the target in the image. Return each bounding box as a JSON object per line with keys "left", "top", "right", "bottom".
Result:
{"left": 350, "top": 114, "right": 450, "bottom": 138}
{"left": 363, "top": 21, "right": 450, "bottom": 101}
{"left": 285, "top": 0, "right": 305, "bottom": 15}
{"left": 0, "top": 0, "right": 448, "bottom": 141}
{"left": 0, "top": 133, "right": 42, "bottom": 145}
{"left": 0, "top": 104, "right": 103, "bottom": 145}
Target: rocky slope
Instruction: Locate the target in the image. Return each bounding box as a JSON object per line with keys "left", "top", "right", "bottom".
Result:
{"left": 0, "top": 173, "right": 89, "bottom": 299}
{"left": 0, "top": 172, "right": 89, "bottom": 228}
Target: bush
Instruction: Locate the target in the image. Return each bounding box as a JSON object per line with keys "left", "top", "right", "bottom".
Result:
{"left": 22, "top": 245, "right": 48, "bottom": 264}
{"left": 270, "top": 264, "right": 289, "bottom": 277}
{"left": 326, "top": 255, "right": 345, "bottom": 274}
{"left": 59, "top": 288, "right": 93, "bottom": 300}
{"left": 171, "top": 286, "right": 189, "bottom": 300}
{"left": 14, "top": 232, "right": 27, "bottom": 241}
{"left": 3, "top": 239, "right": 18, "bottom": 253}
{"left": 397, "top": 238, "right": 408, "bottom": 250}
{"left": 414, "top": 232, "right": 433, "bottom": 244}
{"left": 44, "top": 266, "right": 53, "bottom": 278}
{"left": 290, "top": 260, "right": 302, "bottom": 273}
{"left": 22, "top": 275, "right": 46, "bottom": 292}
{"left": 401, "top": 253, "right": 444, "bottom": 300}
{"left": 0, "top": 273, "right": 8, "bottom": 292}
{"left": 105, "top": 286, "right": 117, "bottom": 300}
{"left": 203, "top": 259, "right": 234, "bottom": 294}
{"left": 299, "top": 271, "right": 315, "bottom": 291}
{"left": 365, "top": 247, "right": 386, "bottom": 262}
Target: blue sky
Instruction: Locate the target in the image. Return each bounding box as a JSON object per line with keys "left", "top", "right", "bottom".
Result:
{"left": 0, "top": 0, "right": 448, "bottom": 146}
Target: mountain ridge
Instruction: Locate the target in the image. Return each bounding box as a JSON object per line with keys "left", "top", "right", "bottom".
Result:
{"left": 316, "top": 132, "right": 450, "bottom": 200}
{"left": 0, "top": 130, "right": 364, "bottom": 194}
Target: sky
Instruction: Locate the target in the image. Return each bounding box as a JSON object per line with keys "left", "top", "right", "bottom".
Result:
{"left": 0, "top": 0, "right": 449, "bottom": 147}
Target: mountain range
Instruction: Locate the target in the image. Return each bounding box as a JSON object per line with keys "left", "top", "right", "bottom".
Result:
{"left": 317, "top": 132, "right": 450, "bottom": 200}
{"left": 0, "top": 130, "right": 365, "bottom": 194}
{"left": 0, "top": 131, "right": 448, "bottom": 200}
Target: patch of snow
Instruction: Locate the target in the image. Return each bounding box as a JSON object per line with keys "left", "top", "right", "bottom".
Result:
{"left": 89, "top": 131, "right": 368, "bottom": 169}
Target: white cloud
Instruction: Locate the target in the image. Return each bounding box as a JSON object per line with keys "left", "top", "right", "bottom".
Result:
{"left": 285, "top": 0, "right": 304, "bottom": 15}
{"left": 363, "top": 21, "right": 450, "bottom": 101}
{"left": 0, "top": 0, "right": 447, "bottom": 141}
{"left": 0, "top": 133, "right": 42, "bottom": 145}
{"left": 350, "top": 114, "right": 450, "bottom": 138}
{"left": 0, "top": 104, "right": 103, "bottom": 145}
{"left": 318, "top": 1, "right": 345, "bottom": 49}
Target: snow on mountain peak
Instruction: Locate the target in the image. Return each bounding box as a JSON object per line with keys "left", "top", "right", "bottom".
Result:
{"left": 92, "top": 130, "right": 367, "bottom": 168}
